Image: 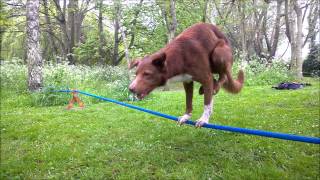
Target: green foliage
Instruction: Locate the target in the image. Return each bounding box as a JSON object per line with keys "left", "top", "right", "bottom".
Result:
{"left": 1, "top": 80, "right": 319, "bottom": 179}
{"left": 1, "top": 27, "right": 25, "bottom": 61}
{"left": 0, "top": 0, "right": 25, "bottom": 60}
{"left": 73, "top": 34, "right": 100, "bottom": 65}
{"left": 122, "top": 2, "right": 167, "bottom": 56}
{"left": 1, "top": 61, "right": 133, "bottom": 106}
{"left": 176, "top": 1, "right": 203, "bottom": 33}
{"left": 30, "top": 87, "right": 70, "bottom": 107}
{"left": 0, "top": 58, "right": 27, "bottom": 92}
{"left": 1, "top": 55, "right": 295, "bottom": 106}
{"left": 233, "top": 57, "right": 294, "bottom": 86}
{"left": 73, "top": 14, "right": 114, "bottom": 65}
{"left": 303, "top": 44, "right": 320, "bottom": 77}
{"left": 0, "top": 1, "right": 11, "bottom": 28}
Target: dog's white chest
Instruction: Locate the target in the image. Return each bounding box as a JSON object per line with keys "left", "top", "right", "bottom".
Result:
{"left": 167, "top": 74, "right": 193, "bottom": 83}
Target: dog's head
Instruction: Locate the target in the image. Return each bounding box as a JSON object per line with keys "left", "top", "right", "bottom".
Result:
{"left": 129, "top": 52, "right": 167, "bottom": 99}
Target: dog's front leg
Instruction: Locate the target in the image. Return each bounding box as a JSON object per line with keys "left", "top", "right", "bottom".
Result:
{"left": 196, "top": 79, "right": 213, "bottom": 127}
{"left": 178, "top": 81, "right": 194, "bottom": 125}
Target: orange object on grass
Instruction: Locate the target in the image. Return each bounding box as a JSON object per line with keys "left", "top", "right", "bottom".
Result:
{"left": 66, "top": 90, "right": 84, "bottom": 110}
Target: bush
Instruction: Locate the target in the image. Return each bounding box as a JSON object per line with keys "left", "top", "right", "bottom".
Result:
{"left": 1, "top": 60, "right": 133, "bottom": 106}
{"left": 233, "top": 57, "right": 294, "bottom": 86}
{"left": 1, "top": 56, "right": 294, "bottom": 106}
{"left": 303, "top": 44, "right": 320, "bottom": 77}
{"left": 0, "top": 58, "right": 27, "bottom": 93}
{"left": 30, "top": 86, "right": 71, "bottom": 106}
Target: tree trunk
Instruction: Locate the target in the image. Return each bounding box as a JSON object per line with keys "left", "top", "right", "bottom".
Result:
{"left": 288, "top": 2, "right": 297, "bottom": 72}
{"left": 238, "top": 1, "right": 248, "bottom": 61}
{"left": 202, "top": 0, "right": 209, "bottom": 23}
{"left": 294, "top": 3, "right": 303, "bottom": 79}
{"left": 43, "top": 0, "right": 58, "bottom": 61}
{"left": 158, "top": 0, "right": 177, "bottom": 90}
{"left": 168, "top": 0, "right": 177, "bottom": 42}
{"left": 159, "top": 1, "right": 169, "bottom": 42}
{"left": 117, "top": 1, "right": 130, "bottom": 68}
{"left": 269, "top": 0, "right": 282, "bottom": 59}
{"left": 253, "top": 5, "right": 266, "bottom": 59}
{"left": 304, "top": 2, "right": 319, "bottom": 49}
{"left": 159, "top": 0, "right": 177, "bottom": 43}
{"left": 127, "top": 0, "right": 144, "bottom": 49}
{"left": 53, "top": 0, "right": 88, "bottom": 65}
{"left": 26, "top": 0, "right": 43, "bottom": 91}
{"left": 285, "top": 0, "right": 303, "bottom": 79}
{"left": 213, "top": 1, "right": 239, "bottom": 48}
{"left": 98, "top": 0, "right": 106, "bottom": 65}
{"left": 53, "top": 0, "right": 69, "bottom": 61}
{"left": 74, "top": 0, "right": 82, "bottom": 45}
{"left": 111, "top": 0, "right": 143, "bottom": 66}
{"left": 113, "top": 0, "right": 120, "bottom": 66}
{"left": 67, "top": 0, "right": 76, "bottom": 64}
{"left": 121, "top": 30, "right": 130, "bottom": 66}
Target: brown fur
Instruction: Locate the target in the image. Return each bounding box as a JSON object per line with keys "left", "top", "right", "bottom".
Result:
{"left": 129, "top": 23, "right": 244, "bottom": 126}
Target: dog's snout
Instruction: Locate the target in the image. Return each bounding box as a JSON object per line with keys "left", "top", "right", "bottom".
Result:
{"left": 129, "top": 87, "right": 135, "bottom": 93}
{"left": 129, "top": 83, "right": 135, "bottom": 93}
{"left": 129, "top": 79, "right": 138, "bottom": 93}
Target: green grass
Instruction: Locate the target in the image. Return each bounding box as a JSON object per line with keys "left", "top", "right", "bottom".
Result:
{"left": 1, "top": 82, "right": 320, "bottom": 179}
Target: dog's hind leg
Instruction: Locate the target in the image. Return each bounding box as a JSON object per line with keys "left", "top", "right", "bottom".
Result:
{"left": 213, "top": 74, "right": 227, "bottom": 95}
{"left": 178, "top": 81, "right": 194, "bottom": 125}
{"left": 196, "top": 77, "right": 214, "bottom": 127}
{"left": 199, "top": 76, "right": 218, "bottom": 95}
{"left": 199, "top": 74, "right": 225, "bottom": 95}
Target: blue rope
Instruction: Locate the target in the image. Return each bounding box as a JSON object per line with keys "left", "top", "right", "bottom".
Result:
{"left": 56, "top": 90, "right": 320, "bottom": 144}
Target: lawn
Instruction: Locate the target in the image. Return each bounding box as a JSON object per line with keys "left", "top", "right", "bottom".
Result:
{"left": 1, "top": 82, "right": 319, "bottom": 179}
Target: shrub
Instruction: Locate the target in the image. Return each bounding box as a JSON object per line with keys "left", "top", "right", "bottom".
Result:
{"left": 30, "top": 86, "right": 70, "bottom": 106}
{"left": 0, "top": 58, "right": 27, "bottom": 93}
{"left": 303, "top": 44, "right": 320, "bottom": 77}
{"left": 1, "top": 56, "right": 295, "bottom": 106}
{"left": 233, "top": 57, "right": 294, "bottom": 86}
{"left": 1, "top": 60, "right": 134, "bottom": 106}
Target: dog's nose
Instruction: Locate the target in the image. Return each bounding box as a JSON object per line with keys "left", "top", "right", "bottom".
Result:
{"left": 129, "top": 87, "right": 134, "bottom": 93}
{"left": 129, "top": 81, "right": 136, "bottom": 93}
{"left": 129, "top": 85, "right": 135, "bottom": 93}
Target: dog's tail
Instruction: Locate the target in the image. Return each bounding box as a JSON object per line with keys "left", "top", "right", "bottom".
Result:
{"left": 223, "top": 70, "right": 244, "bottom": 94}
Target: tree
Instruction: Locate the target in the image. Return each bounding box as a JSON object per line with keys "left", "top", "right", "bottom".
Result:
{"left": 158, "top": 0, "right": 177, "bottom": 43}
{"left": 0, "top": 1, "right": 11, "bottom": 60}
{"left": 285, "top": 0, "right": 303, "bottom": 79}
{"left": 112, "top": 0, "right": 144, "bottom": 66}
{"left": 202, "top": 0, "right": 210, "bottom": 23}
{"left": 97, "top": 0, "right": 107, "bottom": 65}
{"left": 303, "top": 44, "right": 320, "bottom": 77}
{"left": 257, "top": 0, "right": 282, "bottom": 61}
{"left": 53, "top": 0, "right": 92, "bottom": 64}
{"left": 26, "top": 0, "right": 43, "bottom": 91}
{"left": 112, "top": 0, "right": 121, "bottom": 66}
{"left": 237, "top": 1, "right": 248, "bottom": 61}
{"left": 304, "top": 0, "right": 319, "bottom": 48}
{"left": 168, "top": 0, "right": 177, "bottom": 42}
{"left": 4, "top": 0, "right": 318, "bottom": 70}
{"left": 42, "top": 0, "right": 59, "bottom": 62}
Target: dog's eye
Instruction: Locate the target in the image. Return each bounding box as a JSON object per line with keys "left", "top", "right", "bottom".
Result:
{"left": 143, "top": 72, "right": 151, "bottom": 76}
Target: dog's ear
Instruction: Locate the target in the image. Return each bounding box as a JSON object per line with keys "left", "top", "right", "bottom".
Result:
{"left": 214, "top": 39, "right": 225, "bottom": 49}
{"left": 212, "top": 40, "right": 225, "bottom": 56}
{"left": 129, "top": 59, "right": 140, "bottom": 69}
{"left": 152, "top": 52, "right": 166, "bottom": 70}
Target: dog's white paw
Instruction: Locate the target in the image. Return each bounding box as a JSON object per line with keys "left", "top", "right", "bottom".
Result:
{"left": 195, "top": 117, "right": 209, "bottom": 127}
{"left": 178, "top": 113, "right": 191, "bottom": 125}
{"left": 213, "top": 89, "right": 217, "bottom": 95}
{"left": 196, "top": 103, "right": 212, "bottom": 127}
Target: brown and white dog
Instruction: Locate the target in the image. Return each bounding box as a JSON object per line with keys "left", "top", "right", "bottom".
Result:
{"left": 129, "top": 23, "right": 244, "bottom": 127}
